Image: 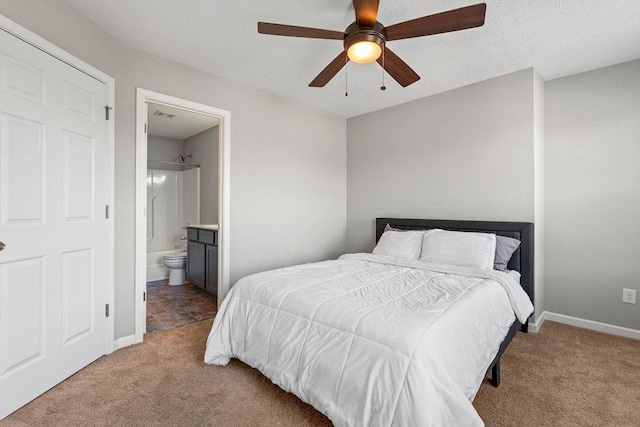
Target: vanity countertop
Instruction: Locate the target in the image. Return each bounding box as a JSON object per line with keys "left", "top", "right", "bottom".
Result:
{"left": 185, "top": 224, "right": 219, "bottom": 231}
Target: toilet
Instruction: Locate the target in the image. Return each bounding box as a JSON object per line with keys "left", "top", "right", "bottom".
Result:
{"left": 162, "top": 252, "right": 188, "bottom": 286}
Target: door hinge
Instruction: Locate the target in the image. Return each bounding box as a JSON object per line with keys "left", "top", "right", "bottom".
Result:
{"left": 144, "top": 123, "right": 147, "bottom": 134}
{"left": 105, "top": 205, "right": 110, "bottom": 219}
{"left": 105, "top": 303, "right": 110, "bottom": 317}
{"left": 143, "top": 292, "right": 146, "bottom": 302}
{"left": 105, "top": 106, "right": 112, "bottom": 120}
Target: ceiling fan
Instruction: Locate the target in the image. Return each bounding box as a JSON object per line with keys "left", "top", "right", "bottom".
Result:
{"left": 258, "top": 1, "right": 486, "bottom": 88}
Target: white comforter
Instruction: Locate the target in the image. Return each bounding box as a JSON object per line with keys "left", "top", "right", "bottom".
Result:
{"left": 205, "top": 254, "right": 534, "bottom": 426}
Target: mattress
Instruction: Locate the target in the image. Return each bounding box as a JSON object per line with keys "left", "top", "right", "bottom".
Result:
{"left": 205, "top": 253, "right": 533, "bottom": 426}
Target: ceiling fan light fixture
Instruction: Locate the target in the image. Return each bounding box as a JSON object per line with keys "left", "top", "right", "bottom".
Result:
{"left": 347, "top": 40, "right": 382, "bottom": 64}
{"left": 344, "top": 29, "right": 385, "bottom": 64}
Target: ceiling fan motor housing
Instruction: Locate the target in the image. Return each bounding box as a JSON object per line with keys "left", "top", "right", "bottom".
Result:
{"left": 344, "top": 21, "right": 387, "bottom": 53}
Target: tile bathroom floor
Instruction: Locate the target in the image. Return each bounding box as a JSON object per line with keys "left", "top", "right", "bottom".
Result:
{"left": 145, "top": 280, "right": 217, "bottom": 334}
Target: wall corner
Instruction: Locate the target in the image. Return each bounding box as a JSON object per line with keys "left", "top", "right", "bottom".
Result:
{"left": 533, "top": 69, "right": 545, "bottom": 321}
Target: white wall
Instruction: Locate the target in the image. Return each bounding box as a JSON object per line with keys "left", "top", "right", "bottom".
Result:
{"left": 147, "top": 134, "right": 184, "bottom": 163}
{"left": 545, "top": 59, "right": 640, "bottom": 330}
{"left": 184, "top": 126, "right": 218, "bottom": 224}
{"left": 0, "top": 0, "right": 347, "bottom": 340}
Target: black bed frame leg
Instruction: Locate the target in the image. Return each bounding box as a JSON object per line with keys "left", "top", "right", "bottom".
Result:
{"left": 491, "top": 360, "right": 500, "bottom": 387}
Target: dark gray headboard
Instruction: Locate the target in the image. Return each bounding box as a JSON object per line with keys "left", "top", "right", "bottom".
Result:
{"left": 375, "top": 218, "right": 534, "bottom": 311}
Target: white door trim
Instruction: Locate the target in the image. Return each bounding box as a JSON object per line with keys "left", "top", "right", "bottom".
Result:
{"left": 135, "top": 88, "right": 231, "bottom": 344}
{"left": 0, "top": 14, "right": 116, "bottom": 355}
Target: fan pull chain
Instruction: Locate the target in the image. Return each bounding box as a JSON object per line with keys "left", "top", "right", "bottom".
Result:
{"left": 381, "top": 47, "right": 386, "bottom": 91}
{"left": 345, "top": 56, "right": 349, "bottom": 97}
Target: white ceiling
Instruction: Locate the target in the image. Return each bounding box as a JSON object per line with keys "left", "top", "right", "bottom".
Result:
{"left": 147, "top": 102, "right": 219, "bottom": 140}
{"left": 66, "top": 0, "right": 640, "bottom": 118}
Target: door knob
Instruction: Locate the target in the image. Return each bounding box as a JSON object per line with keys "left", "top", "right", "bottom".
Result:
{"left": 0, "top": 241, "right": 4, "bottom": 251}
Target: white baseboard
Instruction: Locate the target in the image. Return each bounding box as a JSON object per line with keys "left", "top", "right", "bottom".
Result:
{"left": 114, "top": 334, "right": 136, "bottom": 350}
{"left": 527, "top": 312, "right": 546, "bottom": 333}
{"left": 533, "top": 311, "right": 640, "bottom": 340}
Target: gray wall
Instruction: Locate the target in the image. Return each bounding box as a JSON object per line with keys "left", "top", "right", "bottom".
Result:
{"left": 347, "top": 69, "right": 536, "bottom": 248}
{"left": 346, "top": 68, "right": 543, "bottom": 319}
{"left": 0, "top": 0, "right": 347, "bottom": 339}
{"left": 147, "top": 135, "right": 184, "bottom": 163}
{"left": 184, "top": 126, "right": 219, "bottom": 224}
{"left": 545, "top": 59, "right": 640, "bottom": 330}
{"left": 533, "top": 71, "right": 545, "bottom": 321}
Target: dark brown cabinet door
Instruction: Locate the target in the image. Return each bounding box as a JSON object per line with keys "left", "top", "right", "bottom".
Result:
{"left": 187, "top": 241, "right": 206, "bottom": 290}
{"left": 206, "top": 244, "right": 218, "bottom": 297}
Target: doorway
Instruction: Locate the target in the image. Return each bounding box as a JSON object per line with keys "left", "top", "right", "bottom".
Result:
{"left": 134, "top": 89, "right": 230, "bottom": 343}
{"left": 145, "top": 102, "right": 218, "bottom": 333}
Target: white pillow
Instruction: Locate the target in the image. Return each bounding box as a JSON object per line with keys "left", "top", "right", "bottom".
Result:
{"left": 373, "top": 230, "right": 425, "bottom": 260}
{"left": 419, "top": 229, "right": 497, "bottom": 269}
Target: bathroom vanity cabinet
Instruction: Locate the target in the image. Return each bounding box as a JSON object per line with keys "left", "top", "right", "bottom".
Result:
{"left": 186, "top": 225, "right": 218, "bottom": 298}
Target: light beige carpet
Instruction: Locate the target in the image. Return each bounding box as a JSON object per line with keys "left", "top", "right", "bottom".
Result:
{"left": 3, "top": 320, "right": 639, "bottom": 426}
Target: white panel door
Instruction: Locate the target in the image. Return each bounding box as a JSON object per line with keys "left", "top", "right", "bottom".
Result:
{"left": 0, "top": 28, "right": 108, "bottom": 418}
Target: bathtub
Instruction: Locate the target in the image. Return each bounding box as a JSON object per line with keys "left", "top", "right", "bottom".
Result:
{"left": 147, "top": 247, "right": 187, "bottom": 282}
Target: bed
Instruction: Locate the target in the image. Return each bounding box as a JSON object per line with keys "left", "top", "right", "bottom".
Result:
{"left": 205, "top": 218, "right": 534, "bottom": 426}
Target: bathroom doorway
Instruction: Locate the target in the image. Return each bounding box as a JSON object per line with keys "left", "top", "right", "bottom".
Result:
{"left": 144, "top": 102, "right": 218, "bottom": 333}
{"left": 134, "top": 89, "right": 231, "bottom": 343}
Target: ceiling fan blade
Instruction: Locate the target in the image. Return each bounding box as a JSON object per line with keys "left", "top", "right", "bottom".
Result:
{"left": 385, "top": 3, "right": 486, "bottom": 41}
{"left": 353, "top": 0, "right": 380, "bottom": 27}
{"left": 376, "top": 47, "right": 420, "bottom": 87}
{"left": 309, "top": 51, "right": 349, "bottom": 87}
{"left": 258, "top": 22, "right": 345, "bottom": 40}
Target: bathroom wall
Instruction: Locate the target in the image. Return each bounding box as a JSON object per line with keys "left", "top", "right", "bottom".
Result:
{"left": 182, "top": 168, "right": 200, "bottom": 227}
{"left": 148, "top": 135, "right": 184, "bottom": 163}
{"left": 184, "top": 126, "right": 218, "bottom": 224}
